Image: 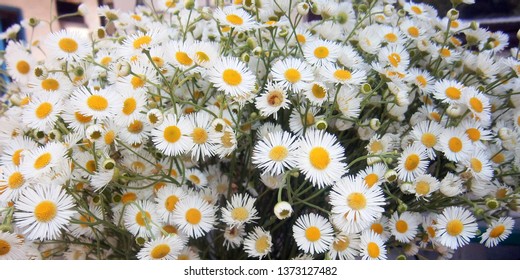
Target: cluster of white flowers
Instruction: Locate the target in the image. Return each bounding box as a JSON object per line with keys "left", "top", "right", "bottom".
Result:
{"left": 0, "top": 0, "right": 519, "bottom": 260}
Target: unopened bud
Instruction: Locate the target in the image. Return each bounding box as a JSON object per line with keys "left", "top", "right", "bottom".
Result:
{"left": 274, "top": 201, "right": 293, "bottom": 220}
{"left": 369, "top": 118, "right": 381, "bottom": 131}
{"left": 447, "top": 9, "right": 459, "bottom": 21}
{"left": 315, "top": 119, "right": 328, "bottom": 130}
{"left": 485, "top": 198, "right": 499, "bottom": 210}
{"left": 297, "top": 2, "right": 310, "bottom": 16}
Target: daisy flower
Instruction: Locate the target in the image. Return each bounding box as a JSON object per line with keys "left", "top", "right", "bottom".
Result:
{"left": 330, "top": 176, "right": 386, "bottom": 233}
{"left": 395, "top": 143, "right": 429, "bottom": 182}
{"left": 288, "top": 106, "right": 323, "bottom": 136}
{"left": 303, "top": 39, "right": 340, "bottom": 66}
{"left": 357, "top": 163, "right": 387, "bottom": 189}
{"left": 243, "top": 226, "right": 272, "bottom": 259}
{"left": 152, "top": 114, "right": 192, "bottom": 156}
{"left": 0, "top": 165, "right": 29, "bottom": 202}
{"left": 192, "top": 41, "right": 219, "bottom": 69}
{"left": 213, "top": 6, "right": 256, "bottom": 32}
{"left": 20, "top": 142, "right": 68, "bottom": 180}
{"left": 0, "top": 136, "right": 38, "bottom": 167}
{"left": 368, "top": 216, "right": 391, "bottom": 242}
{"left": 378, "top": 44, "right": 410, "bottom": 70}
{"left": 22, "top": 93, "right": 63, "bottom": 132}
{"left": 223, "top": 224, "right": 246, "bottom": 250}
{"left": 45, "top": 29, "right": 90, "bottom": 61}
{"left": 410, "top": 120, "right": 442, "bottom": 159}
{"left": 435, "top": 206, "right": 478, "bottom": 250}
{"left": 321, "top": 63, "right": 366, "bottom": 87}
{"left": 4, "top": 41, "right": 35, "bottom": 82}
{"left": 292, "top": 213, "right": 334, "bottom": 255}
{"left": 303, "top": 81, "right": 329, "bottom": 105}
{"left": 270, "top": 57, "right": 314, "bottom": 92}
{"left": 185, "top": 111, "right": 217, "bottom": 160}
{"left": 70, "top": 86, "right": 118, "bottom": 121}
{"left": 433, "top": 79, "right": 465, "bottom": 104}
{"left": 176, "top": 246, "right": 200, "bottom": 260}
{"left": 114, "top": 89, "right": 148, "bottom": 126}
{"left": 185, "top": 168, "right": 208, "bottom": 189}
{"left": 121, "top": 28, "right": 166, "bottom": 57}
{"left": 137, "top": 235, "right": 186, "bottom": 260}
{"left": 124, "top": 200, "right": 162, "bottom": 238}
{"left": 463, "top": 149, "right": 493, "bottom": 182}
{"left": 172, "top": 194, "right": 216, "bottom": 238}
{"left": 0, "top": 231, "right": 26, "bottom": 260}
{"left": 328, "top": 232, "right": 360, "bottom": 260}
{"left": 411, "top": 174, "right": 440, "bottom": 198}
{"left": 480, "top": 217, "right": 514, "bottom": 248}
{"left": 255, "top": 81, "right": 291, "bottom": 119}
{"left": 155, "top": 185, "right": 187, "bottom": 224}
{"left": 359, "top": 229, "right": 387, "bottom": 260}
{"left": 463, "top": 87, "right": 491, "bottom": 124}
{"left": 439, "top": 127, "right": 474, "bottom": 162}
{"left": 14, "top": 184, "right": 76, "bottom": 240}
{"left": 208, "top": 57, "right": 256, "bottom": 97}
{"left": 221, "top": 193, "right": 259, "bottom": 227}
{"left": 296, "top": 129, "right": 347, "bottom": 188}
{"left": 252, "top": 130, "right": 299, "bottom": 175}
{"left": 389, "top": 211, "right": 421, "bottom": 243}
{"left": 166, "top": 40, "right": 196, "bottom": 70}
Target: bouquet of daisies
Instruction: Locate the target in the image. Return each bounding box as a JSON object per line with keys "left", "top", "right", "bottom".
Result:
{"left": 0, "top": 0, "right": 519, "bottom": 260}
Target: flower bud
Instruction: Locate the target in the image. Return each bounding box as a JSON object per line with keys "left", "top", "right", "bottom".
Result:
{"left": 246, "top": 37, "right": 257, "bottom": 49}
{"left": 485, "top": 198, "right": 499, "bottom": 210}
{"left": 115, "top": 61, "right": 131, "bottom": 77}
{"left": 315, "top": 119, "right": 328, "bottom": 130}
{"left": 470, "top": 21, "right": 479, "bottom": 30}
{"left": 446, "top": 103, "right": 464, "bottom": 118}
{"left": 396, "top": 255, "right": 407, "bottom": 260}
{"left": 48, "top": 129, "right": 62, "bottom": 141}
{"left": 369, "top": 118, "right": 381, "bottom": 131}
{"left": 400, "top": 183, "right": 413, "bottom": 194}
{"left": 397, "top": 202, "right": 408, "bottom": 213}
{"left": 103, "top": 158, "right": 116, "bottom": 170}
{"left": 397, "top": 8, "right": 406, "bottom": 18}
{"left": 498, "top": 127, "right": 513, "bottom": 141}
{"left": 383, "top": 5, "right": 394, "bottom": 17}
{"left": 240, "top": 52, "right": 250, "bottom": 63}
{"left": 97, "top": 28, "right": 106, "bottom": 39}
{"left": 384, "top": 169, "right": 398, "bottom": 182}
{"left": 447, "top": 9, "right": 459, "bottom": 21}
{"left": 78, "top": 3, "right": 89, "bottom": 16}
{"left": 517, "top": 29, "right": 520, "bottom": 41}
{"left": 297, "top": 2, "right": 310, "bottom": 16}
{"left": 184, "top": 0, "right": 195, "bottom": 10}
{"left": 28, "top": 18, "right": 40, "bottom": 27}
{"left": 135, "top": 237, "right": 146, "bottom": 246}
{"left": 274, "top": 201, "right": 293, "bottom": 220}
{"left": 253, "top": 46, "right": 263, "bottom": 57}
{"left": 112, "top": 193, "right": 122, "bottom": 203}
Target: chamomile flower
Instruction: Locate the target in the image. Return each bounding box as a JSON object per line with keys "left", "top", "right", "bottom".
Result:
{"left": 4, "top": 41, "right": 35, "bottom": 82}
{"left": 292, "top": 213, "right": 334, "bottom": 255}
{"left": 0, "top": 165, "right": 29, "bottom": 202}
{"left": 46, "top": 29, "right": 90, "bottom": 61}
{"left": 0, "top": 231, "right": 26, "bottom": 260}
{"left": 192, "top": 41, "right": 219, "bottom": 69}
{"left": 172, "top": 194, "right": 216, "bottom": 238}
{"left": 288, "top": 106, "right": 323, "bottom": 136}
{"left": 114, "top": 89, "right": 148, "bottom": 126}
{"left": 411, "top": 174, "right": 440, "bottom": 198}
{"left": 22, "top": 93, "right": 63, "bottom": 132}
{"left": 439, "top": 127, "right": 474, "bottom": 162}
{"left": 389, "top": 211, "right": 421, "bottom": 243}
{"left": 221, "top": 193, "right": 259, "bottom": 227}
{"left": 463, "top": 87, "right": 491, "bottom": 124}
{"left": 255, "top": 81, "right": 291, "bottom": 119}
{"left": 155, "top": 185, "right": 187, "bottom": 224}
{"left": 252, "top": 130, "right": 299, "bottom": 176}
{"left": 185, "top": 168, "right": 208, "bottom": 189}
{"left": 480, "top": 217, "right": 514, "bottom": 248}
{"left": 214, "top": 6, "right": 256, "bottom": 32}
{"left": 185, "top": 111, "right": 217, "bottom": 160}
{"left": 296, "top": 129, "right": 347, "bottom": 188}
{"left": 166, "top": 40, "right": 196, "bottom": 70}
{"left": 328, "top": 232, "right": 360, "bottom": 260}
{"left": 378, "top": 44, "right": 410, "bottom": 71}
{"left": 208, "top": 57, "right": 256, "bottom": 97}
{"left": 395, "top": 143, "right": 429, "bottom": 182}
{"left": 435, "top": 206, "right": 478, "bottom": 250}
{"left": 321, "top": 63, "right": 366, "bottom": 87}
{"left": 121, "top": 28, "right": 166, "bottom": 57}
{"left": 368, "top": 216, "right": 391, "bottom": 242}
{"left": 463, "top": 149, "right": 493, "bottom": 182}
{"left": 70, "top": 86, "right": 118, "bottom": 121}
{"left": 152, "top": 114, "right": 192, "bottom": 156}
{"left": 124, "top": 200, "right": 161, "bottom": 238}
{"left": 14, "top": 184, "right": 76, "bottom": 240}
{"left": 330, "top": 176, "right": 386, "bottom": 233}
{"left": 137, "top": 235, "right": 186, "bottom": 260}
{"left": 223, "top": 224, "right": 246, "bottom": 250}
{"left": 303, "top": 39, "right": 340, "bottom": 66}
{"left": 411, "top": 120, "right": 442, "bottom": 159}
{"left": 359, "top": 230, "right": 387, "bottom": 260}
{"left": 243, "top": 227, "right": 272, "bottom": 259}
{"left": 433, "top": 79, "right": 465, "bottom": 104}
{"left": 302, "top": 81, "right": 329, "bottom": 105}
{"left": 20, "top": 142, "right": 68, "bottom": 179}
{"left": 271, "top": 57, "right": 314, "bottom": 92}
{"left": 357, "top": 163, "right": 387, "bottom": 189}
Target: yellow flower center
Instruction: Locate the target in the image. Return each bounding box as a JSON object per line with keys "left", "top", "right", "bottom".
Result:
{"left": 364, "top": 174, "right": 379, "bottom": 188}
{"left": 489, "top": 225, "right": 505, "bottom": 238}
{"left": 75, "top": 112, "right": 92, "bottom": 123}
{"left": 185, "top": 208, "right": 202, "bottom": 224}
{"left": 192, "top": 128, "right": 208, "bottom": 144}
{"left": 131, "top": 76, "right": 145, "bottom": 89}
{"left": 427, "top": 226, "right": 436, "bottom": 238}
{"left": 333, "top": 69, "right": 352, "bottom": 81}
{"left": 465, "top": 128, "right": 480, "bottom": 142}
{"left": 165, "top": 195, "right": 179, "bottom": 212}
{"left": 296, "top": 34, "right": 306, "bottom": 44}
{"left": 255, "top": 236, "right": 270, "bottom": 253}
{"left": 269, "top": 145, "right": 288, "bottom": 161}
{"left": 131, "top": 14, "right": 142, "bottom": 21}
{"left": 415, "top": 181, "right": 430, "bottom": 196}
{"left": 128, "top": 120, "right": 144, "bottom": 133}
{"left": 311, "top": 84, "right": 326, "bottom": 99}
{"left": 388, "top": 53, "right": 401, "bottom": 68}
{"left": 122, "top": 98, "right": 137, "bottom": 115}
{"left": 450, "top": 21, "right": 460, "bottom": 29}
{"left": 188, "top": 174, "right": 201, "bottom": 185}
{"left": 429, "top": 112, "right": 441, "bottom": 122}
{"left": 104, "top": 130, "right": 116, "bottom": 145}
{"left": 150, "top": 244, "right": 170, "bottom": 259}
{"left": 371, "top": 223, "right": 384, "bottom": 235}
{"left": 35, "top": 102, "right": 53, "bottom": 119}
{"left": 496, "top": 188, "right": 507, "bottom": 199}
{"left": 267, "top": 90, "right": 284, "bottom": 106}
{"left": 440, "top": 48, "right": 451, "bottom": 58}
{"left": 404, "top": 154, "right": 419, "bottom": 171}
{"left": 407, "top": 27, "right": 420, "bottom": 38}
{"left": 135, "top": 211, "right": 151, "bottom": 226}
{"left": 34, "top": 152, "right": 52, "bottom": 170}
{"left": 8, "top": 172, "right": 24, "bottom": 189}
{"left": 226, "top": 14, "right": 244, "bottom": 25}
{"left": 221, "top": 131, "right": 235, "bottom": 148}
{"left": 347, "top": 192, "right": 367, "bottom": 210}
{"left": 448, "top": 137, "right": 463, "bottom": 153}
{"left": 41, "top": 78, "right": 59, "bottom": 91}
{"left": 12, "top": 149, "right": 23, "bottom": 166}
{"left": 86, "top": 160, "right": 96, "bottom": 173}
{"left": 284, "top": 68, "right": 301, "bottom": 83}
{"left": 231, "top": 207, "right": 249, "bottom": 221}
{"left": 0, "top": 239, "right": 11, "bottom": 256}
{"left": 384, "top": 33, "right": 398, "bottom": 43}
{"left": 333, "top": 237, "right": 350, "bottom": 252}
{"left": 367, "top": 242, "right": 380, "bottom": 258}
{"left": 309, "top": 147, "right": 330, "bottom": 170}
{"left": 100, "top": 57, "right": 112, "bottom": 66}
{"left": 470, "top": 158, "right": 483, "bottom": 173}
{"left": 131, "top": 161, "right": 146, "bottom": 172}
{"left": 121, "top": 192, "right": 137, "bottom": 204}
{"left": 369, "top": 141, "right": 384, "bottom": 153}
{"left": 395, "top": 220, "right": 408, "bottom": 233}
{"left": 222, "top": 69, "right": 242, "bottom": 86}
{"left": 79, "top": 214, "right": 95, "bottom": 228}
{"left": 175, "top": 51, "right": 193, "bottom": 66}
{"left": 163, "top": 125, "right": 181, "bottom": 143}
{"left": 421, "top": 133, "right": 437, "bottom": 148}
{"left": 162, "top": 225, "right": 178, "bottom": 235}
{"left": 87, "top": 95, "right": 109, "bottom": 111}
{"left": 446, "top": 219, "right": 464, "bottom": 236}
{"left": 133, "top": 35, "right": 152, "bottom": 49}
{"left": 16, "top": 60, "right": 30, "bottom": 74}
{"left": 314, "top": 46, "right": 329, "bottom": 59}
{"left": 58, "top": 38, "right": 79, "bottom": 53}
{"left": 469, "top": 97, "right": 484, "bottom": 113}
{"left": 34, "top": 200, "right": 57, "bottom": 222}
{"left": 305, "top": 226, "right": 321, "bottom": 242}
{"left": 491, "top": 153, "right": 505, "bottom": 164}
{"left": 416, "top": 75, "right": 427, "bottom": 87}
